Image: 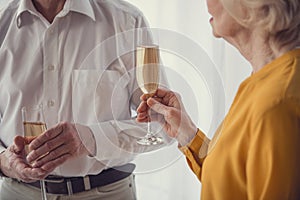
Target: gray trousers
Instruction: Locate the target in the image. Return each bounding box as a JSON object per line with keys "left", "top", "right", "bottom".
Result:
{"left": 0, "top": 174, "right": 136, "bottom": 200}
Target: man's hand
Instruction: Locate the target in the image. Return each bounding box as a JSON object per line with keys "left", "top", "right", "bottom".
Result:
{"left": 26, "top": 122, "right": 90, "bottom": 172}
{"left": 0, "top": 136, "right": 48, "bottom": 182}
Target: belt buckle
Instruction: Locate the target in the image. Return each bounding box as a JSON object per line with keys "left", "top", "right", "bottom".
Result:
{"left": 44, "top": 176, "right": 91, "bottom": 195}
{"left": 66, "top": 180, "right": 73, "bottom": 195}
{"left": 44, "top": 178, "right": 64, "bottom": 184}
{"left": 65, "top": 176, "right": 91, "bottom": 195}
{"left": 83, "top": 175, "right": 91, "bottom": 191}
{"left": 45, "top": 177, "right": 74, "bottom": 195}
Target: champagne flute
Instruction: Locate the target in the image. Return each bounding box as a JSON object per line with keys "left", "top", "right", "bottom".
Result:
{"left": 22, "top": 104, "right": 48, "bottom": 200}
{"left": 136, "top": 45, "right": 163, "bottom": 145}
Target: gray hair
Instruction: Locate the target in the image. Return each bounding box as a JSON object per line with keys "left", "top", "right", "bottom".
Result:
{"left": 221, "top": 0, "right": 300, "bottom": 48}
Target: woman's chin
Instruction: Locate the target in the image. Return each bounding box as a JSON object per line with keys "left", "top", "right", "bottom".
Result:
{"left": 212, "top": 30, "right": 222, "bottom": 38}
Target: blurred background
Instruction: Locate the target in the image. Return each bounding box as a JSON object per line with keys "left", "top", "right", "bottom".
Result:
{"left": 0, "top": 0, "right": 251, "bottom": 199}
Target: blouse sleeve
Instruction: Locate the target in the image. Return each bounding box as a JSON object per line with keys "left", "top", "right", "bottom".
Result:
{"left": 179, "top": 129, "right": 210, "bottom": 181}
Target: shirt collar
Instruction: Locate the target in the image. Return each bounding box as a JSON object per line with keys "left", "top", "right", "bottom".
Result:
{"left": 16, "top": 0, "right": 96, "bottom": 28}
{"left": 16, "top": 0, "right": 38, "bottom": 18}
{"left": 70, "top": 0, "right": 96, "bottom": 21}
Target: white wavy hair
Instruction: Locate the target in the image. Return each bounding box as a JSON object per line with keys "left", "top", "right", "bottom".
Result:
{"left": 221, "top": 0, "right": 300, "bottom": 49}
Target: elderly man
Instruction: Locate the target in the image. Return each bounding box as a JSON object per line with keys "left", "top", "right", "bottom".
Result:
{"left": 0, "top": 0, "right": 164, "bottom": 199}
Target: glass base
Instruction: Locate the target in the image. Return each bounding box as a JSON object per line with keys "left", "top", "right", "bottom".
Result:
{"left": 137, "top": 135, "right": 164, "bottom": 145}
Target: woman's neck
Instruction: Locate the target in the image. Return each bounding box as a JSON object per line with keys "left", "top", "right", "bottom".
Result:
{"left": 32, "top": 0, "right": 66, "bottom": 23}
{"left": 225, "top": 29, "right": 298, "bottom": 74}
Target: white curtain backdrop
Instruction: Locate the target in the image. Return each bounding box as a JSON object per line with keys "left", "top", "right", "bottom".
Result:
{"left": 0, "top": 0, "right": 252, "bottom": 199}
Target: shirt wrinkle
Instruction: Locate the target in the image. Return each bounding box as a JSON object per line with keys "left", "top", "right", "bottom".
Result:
{"left": 0, "top": 0, "right": 160, "bottom": 177}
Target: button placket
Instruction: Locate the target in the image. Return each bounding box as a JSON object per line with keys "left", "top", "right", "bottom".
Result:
{"left": 42, "top": 25, "right": 59, "bottom": 127}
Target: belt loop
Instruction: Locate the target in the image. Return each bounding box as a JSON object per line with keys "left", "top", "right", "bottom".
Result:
{"left": 83, "top": 176, "right": 91, "bottom": 190}
{"left": 66, "top": 180, "right": 73, "bottom": 196}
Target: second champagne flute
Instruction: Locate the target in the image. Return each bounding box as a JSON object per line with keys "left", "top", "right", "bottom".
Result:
{"left": 22, "top": 104, "right": 48, "bottom": 200}
{"left": 136, "top": 45, "right": 163, "bottom": 145}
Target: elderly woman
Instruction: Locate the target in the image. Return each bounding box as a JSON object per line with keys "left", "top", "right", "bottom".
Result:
{"left": 137, "top": 0, "right": 300, "bottom": 199}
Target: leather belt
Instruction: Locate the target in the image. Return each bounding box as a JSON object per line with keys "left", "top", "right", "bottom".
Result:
{"left": 23, "top": 163, "right": 135, "bottom": 195}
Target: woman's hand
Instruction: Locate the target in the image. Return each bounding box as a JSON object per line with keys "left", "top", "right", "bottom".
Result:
{"left": 137, "top": 88, "right": 198, "bottom": 145}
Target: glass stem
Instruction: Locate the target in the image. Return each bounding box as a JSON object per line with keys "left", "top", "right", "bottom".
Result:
{"left": 40, "top": 180, "right": 47, "bottom": 200}
{"left": 147, "top": 107, "right": 153, "bottom": 136}
{"left": 147, "top": 122, "right": 152, "bottom": 136}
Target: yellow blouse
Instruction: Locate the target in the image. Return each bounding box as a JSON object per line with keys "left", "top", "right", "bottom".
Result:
{"left": 181, "top": 49, "right": 300, "bottom": 200}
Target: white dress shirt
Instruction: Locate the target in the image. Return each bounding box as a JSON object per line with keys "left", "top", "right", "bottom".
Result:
{"left": 0, "top": 0, "right": 169, "bottom": 177}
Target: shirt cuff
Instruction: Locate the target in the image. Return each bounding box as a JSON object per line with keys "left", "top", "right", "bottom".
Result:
{"left": 88, "top": 121, "right": 123, "bottom": 160}
{"left": 74, "top": 123, "right": 96, "bottom": 157}
{"left": 0, "top": 149, "right": 8, "bottom": 178}
{"left": 179, "top": 128, "right": 208, "bottom": 156}
{"left": 176, "top": 128, "right": 198, "bottom": 147}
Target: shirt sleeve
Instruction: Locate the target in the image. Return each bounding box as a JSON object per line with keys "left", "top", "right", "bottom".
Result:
{"left": 179, "top": 129, "right": 210, "bottom": 181}
{"left": 246, "top": 100, "right": 300, "bottom": 199}
{"left": 74, "top": 12, "right": 173, "bottom": 167}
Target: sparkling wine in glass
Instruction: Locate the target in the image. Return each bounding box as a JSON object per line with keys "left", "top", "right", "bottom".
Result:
{"left": 22, "top": 105, "right": 48, "bottom": 200}
{"left": 136, "top": 45, "right": 163, "bottom": 145}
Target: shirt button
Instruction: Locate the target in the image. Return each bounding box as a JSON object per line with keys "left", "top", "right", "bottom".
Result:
{"left": 48, "top": 65, "right": 55, "bottom": 71}
{"left": 49, "top": 29, "right": 54, "bottom": 35}
{"left": 47, "top": 100, "right": 55, "bottom": 107}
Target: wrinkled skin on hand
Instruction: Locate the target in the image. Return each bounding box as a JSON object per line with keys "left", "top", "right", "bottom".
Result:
{"left": 0, "top": 136, "right": 48, "bottom": 182}
{"left": 26, "top": 122, "right": 90, "bottom": 171}
{"left": 136, "top": 88, "right": 197, "bottom": 141}
{"left": 0, "top": 122, "right": 91, "bottom": 182}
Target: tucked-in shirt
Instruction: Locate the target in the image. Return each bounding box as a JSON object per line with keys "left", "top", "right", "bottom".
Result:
{"left": 0, "top": 0, "right": 168, "bottom": 177}
{"left": 181, "top": 49, "right": 300, "bottom": 199}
